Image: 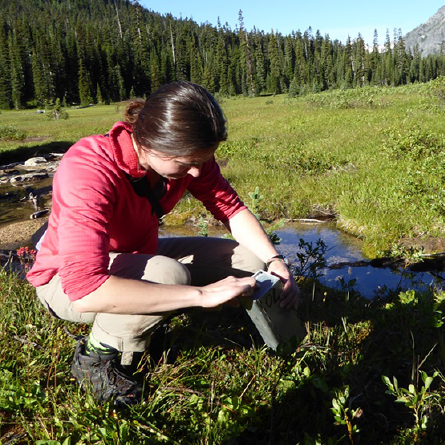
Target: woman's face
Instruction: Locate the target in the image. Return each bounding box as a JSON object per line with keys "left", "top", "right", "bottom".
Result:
{"left": 140, "top": 147, "right": 217, "bottom": 179}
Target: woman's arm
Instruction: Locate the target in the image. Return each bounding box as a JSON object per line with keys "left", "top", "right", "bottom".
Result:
{"left": 225, "top": 208, "right": 300, "bottom": 309}
{"left": 72, "top": 274, "right": 255, "bottom": 314}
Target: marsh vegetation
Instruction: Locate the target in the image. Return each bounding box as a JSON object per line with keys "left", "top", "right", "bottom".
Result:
{"left": 1, "top": 83, "right": 445, "bottom": 443}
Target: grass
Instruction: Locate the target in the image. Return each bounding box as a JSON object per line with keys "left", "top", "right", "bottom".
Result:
{"left": 2, "top": 83, "right": 445, "bottom": 256}
{"left": 2, "top": 83, "right": 445, "bottom": 443}
{"left": 1, "top": 265, "right": 445, "bottom": 443}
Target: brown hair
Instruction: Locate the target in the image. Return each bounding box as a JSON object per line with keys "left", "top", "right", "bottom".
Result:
{"left": 124, "top": 81, "right": 227, "bottom": 156}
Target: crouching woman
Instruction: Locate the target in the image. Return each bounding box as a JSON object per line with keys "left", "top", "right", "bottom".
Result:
{"left": 27, "top": 81, "right": 299, "bottom": 406}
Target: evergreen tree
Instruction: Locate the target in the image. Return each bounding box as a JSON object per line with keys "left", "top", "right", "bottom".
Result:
{"left": 149, "top": 49, "right": 162, "bottom": 92}
{"left": 96, "top": 82, "right": 104, "bottom": 104}
{"left": 267, "top": 31, "right": 281, "bottom": 94}
{"left": 344, "top": 36, "right": 354, "bottom": 87}
{"left": 370, "top": 29, "right": 381, "bottom": 85}
{"left": 0, "top": 0, "right": 443, "bottom": 107}
{"left": 253, "top": 30, "right": 266, "bottom": 94}
{"left": 354, "top": 34, "right": 367, "bottom": 87}
{"left": 321, "top": 35, "right": 335, "bottom": 89}
{"left": 0, "top": 20, "right": 11, "bottom": 109}
{"left": 9, "top": 32, "right": 25, "bottom": 109}
{"left": 78, "top": 56, "right": 93, "bottom": 105}
{"left": 394, "top": 29, "right": 410, "bottom": 85}
{"left": 238, "top": 10, "right": 255, "bottom": 96}
{"left": 283, "top": 35, "right": 294, "bottom": 87}
{"left": 383, "top": 29, "right": 393, "bottom": 85}
{"left": 31, "top": 49, "right": 45, "bottom": 106}
{"left": 293, "top": 33, "right": 309, "bottom": 90}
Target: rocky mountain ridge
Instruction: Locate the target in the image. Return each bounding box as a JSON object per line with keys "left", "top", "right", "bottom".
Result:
{"left": 404, "top": 5, "right": 445, "bottom": 56}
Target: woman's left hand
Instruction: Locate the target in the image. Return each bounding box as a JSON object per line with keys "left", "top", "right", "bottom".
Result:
{"left": 267, "top": 260, "right": 300, "bottom": 309}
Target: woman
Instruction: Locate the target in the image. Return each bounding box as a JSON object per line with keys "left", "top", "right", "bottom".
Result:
{"left": 27, "top": 81, "right": 299, "bottom": 406}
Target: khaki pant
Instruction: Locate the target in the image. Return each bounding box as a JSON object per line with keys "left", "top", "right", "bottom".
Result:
{"left": 36, "top": 237, "right": 263, "bottom": 362}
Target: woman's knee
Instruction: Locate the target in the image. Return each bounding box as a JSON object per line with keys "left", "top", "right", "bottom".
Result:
{"left": 143, "top": 255, "right": 191, "bottom": 285}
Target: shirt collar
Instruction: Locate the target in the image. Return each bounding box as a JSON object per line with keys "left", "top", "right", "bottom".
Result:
{"left": 108, "top": 121, "right": 147, "bottom": 178}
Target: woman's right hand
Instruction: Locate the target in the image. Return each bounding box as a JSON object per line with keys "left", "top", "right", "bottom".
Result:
{"left": 199, "top": 276, "right": 256, "bottom": 308}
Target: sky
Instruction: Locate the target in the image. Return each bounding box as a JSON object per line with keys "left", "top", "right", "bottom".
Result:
{"left": 139, "top": 0, "right": 445, "bottom": 46}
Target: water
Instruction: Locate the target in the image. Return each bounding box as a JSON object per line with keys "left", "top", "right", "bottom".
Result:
{"left": 160, "top": 222, "right": 445, "bottom": 299}
{"left": 1, "top": 186, "right": 443, "bottom": 299}
{"left": 275, "top": 223, "right": 444, "bottom": 299}
{"left": 0, "top": 177, "right": 53, "bottom": 228}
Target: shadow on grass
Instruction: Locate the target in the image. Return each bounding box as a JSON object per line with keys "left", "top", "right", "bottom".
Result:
{"left": 147, "top": 283, "right": 445, "bottom": 444}
{"left": 231, "top": 286, "right": 445, "bottom": 444}
{"left": 3, "top": 270, "right": 444, "bottom": 444}
{"left": 0, "top": 141, "right": 72, "bottom": 164}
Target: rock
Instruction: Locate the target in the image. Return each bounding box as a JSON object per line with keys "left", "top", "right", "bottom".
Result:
{"left": 24, "top": 157, "right": 47, "bottom": 166}
{"left": 10, "top": 172, "right": 49, "bottom": 183}
{"left": 30, "top": 209, "right": 49, "bottom": 219}
{"left": 0, "top": 162, "right": 21, "bottom": 171}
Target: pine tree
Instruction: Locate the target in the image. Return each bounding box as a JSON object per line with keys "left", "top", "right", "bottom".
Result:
{"left": 383, "top": 30, "right": 393, "bottom": 85}
{"left": 214, "top": 34, "right": 229, "bottom": 95}
{"left": 238, "top": 10, "right": 255, "bottom": 96}
{"left": 96, "top": 82, "right": 104, "bottom": 104}
{"left": 9, "top": 32, "right": 25, "bottom": 109}
{"left": 370, "top": 29, "right": 381, "bottom": 85}
{"left": 267, "top": 31, "right": 281, "bottom": 94}
{"left": 283, "top": 36, "right": 294, "bottom": 88}
{"left": 293, "top": 33, "right": 308, "bottom": 91}
{"left": 78, "top": 56, "right": 93, "bottom": 105}
{"left": 253, "top": 30, "right": 266, "bottom": 94}
{"left": 31, "top": 49, "right": 45, "bottom": 106}
{"left": 321, "top": 35, "right": 335, "bottom": 89}
{"left": 343, "top": 36, "right": 354, "bottom": 87}
{"left": 0, "top": 19, "right": 11, "bottom": 109}
{"left": 354, "top": 34, "right": 367, "bottom": 87}
{"left": 149, "top": 49, "right": 162, "bottom": 92}
{"left": 394, "top": 29, "right": 409, "bottom": 85}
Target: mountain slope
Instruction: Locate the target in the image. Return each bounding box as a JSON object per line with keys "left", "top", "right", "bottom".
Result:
{"left": 404, "top": 5, "right": 445, "bottom": 56}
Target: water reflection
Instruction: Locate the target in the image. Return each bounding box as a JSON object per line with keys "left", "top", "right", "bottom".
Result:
{"left": 160, "top": 222, "right": 445, "bottom": 299}
{"left": 0, "top": 177, "right": 53, "bottom": 228}
{"left": 279, "top": 223, "right": 444, "bottom": 298}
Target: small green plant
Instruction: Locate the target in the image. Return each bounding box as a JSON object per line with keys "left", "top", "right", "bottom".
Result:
{"left": 382, "top": 371, "right": 439, "bottom": 437}
{"left": 197, "top": 216, "right": 209, "bottom": 237}
{"left": 428, "top": 75, "right": 445, "bottom": 102}
{"left": 330, "top": 385, "right": 361, "bottom": 444}
{"left": 46, "top": 98, "right": 69, "bottom": 120}
{"left": 248, "top": 186, "right": 264, "bottom": 220}
{"left": 294, "top": 237, "right": 328, "bottom": 282}
{"left": 0, "top": 124, "right": 27, "bottom": 140}
{"left": 389, "top": 243, "right": 425, "bottom": 263}
{"left": 381, "top": 125, "right": 443, "bottom": 161}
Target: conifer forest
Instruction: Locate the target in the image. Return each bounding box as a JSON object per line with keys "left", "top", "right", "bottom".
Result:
{"left": 1, "top": 0, "right": 445, "bottom": 109}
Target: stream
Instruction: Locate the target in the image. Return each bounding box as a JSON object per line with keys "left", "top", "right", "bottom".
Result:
{"left": 160, "top": 223, "right": 445, "bottom": 299}
{"left": 1, "top": 162, "right": 444, "bottom": 299}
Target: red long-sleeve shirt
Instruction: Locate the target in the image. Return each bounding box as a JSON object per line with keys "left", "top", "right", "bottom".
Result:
{"left": 27, "top": 121, "right": 246, "bottom": 301}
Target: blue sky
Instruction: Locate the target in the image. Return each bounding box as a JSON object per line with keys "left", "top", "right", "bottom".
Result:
{"left": 139, "top": 0, "right": 445, "bottom": 46}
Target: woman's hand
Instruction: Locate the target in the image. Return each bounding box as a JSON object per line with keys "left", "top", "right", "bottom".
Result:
{"left": 199, "top": 275, "right": 256, "bottom": 308}
{"left": 267, "top": 260, "right": 300, "bottom": 309}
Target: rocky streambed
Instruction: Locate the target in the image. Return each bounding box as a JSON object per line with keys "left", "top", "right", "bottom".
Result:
{"left": 0, "top": 154, "right": 60, "bottom": 250}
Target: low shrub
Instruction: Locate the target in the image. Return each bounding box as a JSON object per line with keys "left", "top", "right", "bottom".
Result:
{"left": 0, "top": 124, "right": 27, "bottom": 141}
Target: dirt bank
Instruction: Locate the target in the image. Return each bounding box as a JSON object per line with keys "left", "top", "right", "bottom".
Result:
{"left": 0, "top": 217, "right": 48, "bottom": 250}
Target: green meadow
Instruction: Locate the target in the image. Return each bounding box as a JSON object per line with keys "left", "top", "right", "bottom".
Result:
{"left": 1, "top": 84, "right": 445, "bottom": 443}
{"left": 2, "top": 82, "right": 445, "bottom": 255}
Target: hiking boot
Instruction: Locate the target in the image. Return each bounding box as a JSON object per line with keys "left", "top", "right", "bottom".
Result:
{"left": 70, "top": 339, "right": 145, "bottom": 406}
